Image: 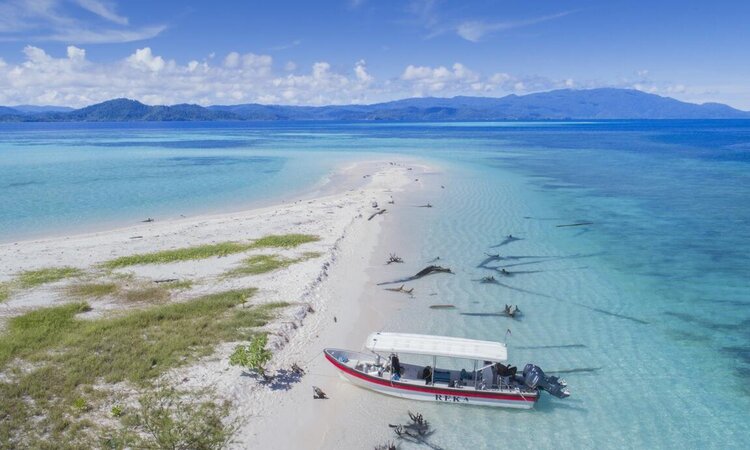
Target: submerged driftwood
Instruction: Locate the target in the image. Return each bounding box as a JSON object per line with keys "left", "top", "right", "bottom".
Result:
{"left": 385, "top": 284, "right": 414, "bottom": 295}
{"left": 460, "top": 305, "right": 522, "bottom": 319}
{"left": 368, "top": 209, "right": 387, "bottom": 221}
{"left": 490, "top": 234, "right": 523, "bottom": 248}
{"left": 476, "top": 275, "right": 498, "bottom": 284}
{"left": 429, "top": 304, "right": 456, "bottom": 309}
{"left": 378, "top": 265, "right": 452, "bottom": 285}
{"left": 556, "top": 222, "right": 593, "bottom": 228}
{"left": 413, "top": 265, "right": 452, "bottom": 278}
{"left": 374, "top": 442, "right": 397, "bottom": 450}
{"left": 504, "top": 304, "right": 522, "bottom": 318}
{"left": 389, "top": 411, "right": 441, "bottom": 449}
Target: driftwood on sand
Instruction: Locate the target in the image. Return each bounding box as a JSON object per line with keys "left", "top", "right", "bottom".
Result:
{"left": 153, "top": 278, "right": 179, "bottom": 283}
{"left": 385, "top": 284, "right": 414, "bottom": 295}
{"left": 387, "top": 253, "right": 404, "bottom": 264}
{"left": 368, "top": 209, "right": 387, "bottom": 221}
{"left": 291, "top": 363, "right": 305, "bottom": 375}
{"left": 313, "top": 386, "right": 328, "bottom": 399}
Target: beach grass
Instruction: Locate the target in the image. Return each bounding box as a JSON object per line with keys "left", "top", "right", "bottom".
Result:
{"left": 119, "top": 285, "right": 170, "bottom": 303}
{"left": 16, "top": 266, "right": 83, "bottom": 288}
{"left": 101, "top": 242, "right": 257, "bottom": 269}
{"left": 161, "top": 279, "right": 193, "bottom": 290}
{"left": 250, "top": 233, "right": 319, "bottom": 249}
{"left": 225, "top": 251, "right": 322, "bottom": 277}
{"left": 0, "top": 282, "right": 10, "bottom": 302}
{"left": 67, "top": 282, "right": 120, "bottom": 298}
{"left": 101, "top": 234, "right": 320, "bottom": 269}
{"left": 0, "top": 288, "right": 285, "bottom": 447}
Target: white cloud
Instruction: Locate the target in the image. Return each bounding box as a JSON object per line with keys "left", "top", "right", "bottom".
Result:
{"left": 66, "top": 45, "right": 85, "bottom": 61}
{"left": 47, "top": 24, "right": 166, "bottom": 44}
{"left": 0, "top": 44, "right": 727, "bottom": 108}
{"left": 0, "top": 0, "right": 165, "bottom": 44}
{"left": 126, "top": 47, "right": 166, "bottom": 72}
{"left": 401, "top": 62, "right": 480, "bottom": 94}
{"left": 354, "top": 59, "right": 373, "bottom": 84}
{"left": 223, "top": 52, "right": 240, "bottom": 68}
{"left": 73, "top": 0, "right": 128, "bottom": 25}
{"left": 455, "top": 12, "right": 573, "bottom": 42}
{"left": 269, "top": 39, "right": 302, "bottom": 51}
{"left": 284, "top": 61, "right": 297, "bottom": 72}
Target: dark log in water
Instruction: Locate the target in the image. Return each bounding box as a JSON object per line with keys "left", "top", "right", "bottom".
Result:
{"left": 460, "top": 312, "right": 506, "bottom": 317}
{"left": 385, "top": 284, "right": 414, "bottom": 295}
{"left": 429, "top": 304, "right": 456, "bottom": 309}
{"left": 413, "top": 265, "right": 451, "bottom": 279}
{"left": 555, "top": 222, "right": 594, "bottom": 228}
{"left": 377, "top": 265, "right": 452, "bottom": 285}
{"left": 489, "top": 235, "right": 523, "bottom": 248}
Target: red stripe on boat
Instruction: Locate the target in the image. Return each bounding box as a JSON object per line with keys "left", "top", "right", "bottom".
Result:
{"left": 325, "top": 352, "right": 537, "bottom": 402}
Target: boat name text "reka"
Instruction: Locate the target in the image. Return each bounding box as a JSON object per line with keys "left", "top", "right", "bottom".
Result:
{"left": 435, "top": 394, "right": 469, "bottom": 403}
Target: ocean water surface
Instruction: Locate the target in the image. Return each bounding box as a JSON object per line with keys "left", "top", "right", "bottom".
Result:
{"left": 1, "top": 120, "right": 748, "bottom": 448}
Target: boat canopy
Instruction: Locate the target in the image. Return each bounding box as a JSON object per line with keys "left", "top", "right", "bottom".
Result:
{"left": 365, "top": 332, "right": 507, "bottom": 362}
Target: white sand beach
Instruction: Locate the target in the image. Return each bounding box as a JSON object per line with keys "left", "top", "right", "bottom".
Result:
{"left": 0, "top": 158, "right": 439, "bottom": 448}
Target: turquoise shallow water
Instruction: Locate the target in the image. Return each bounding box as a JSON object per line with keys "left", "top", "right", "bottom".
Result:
{"left": 1, "top": 120, "right": 749, "bottom": 447}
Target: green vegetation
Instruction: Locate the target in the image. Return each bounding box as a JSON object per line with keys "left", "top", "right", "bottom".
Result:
{"left": 100, "top": 233, "right": 319, "bottom": 269}
{"left": 229, "top": 334, "right": 272, "bottom": 377}
{"left": 0, "top": 282, "right": 10, "bottom": 302}
{"left": 101, "top": 387, "right": 238, "bottom": 450}
{"left": 17, "top": 266, "right": 82, "bottom": 288}
{"left": 72, "top": 397, "right": 90, "bottom": 413}
{"left": 119, "top": 285, "right": 170, "bottom": 303}
{"left": 67, "top": 282, "right": 119, "bottom": 298}
{"left": 101, "top": 242, "right": 256, "bottom": 269}
{"left": 0, "top": 289, "right": 286, "bottom": 448}
{"left": 66, "top": 280, "right": 191, "bottom": 301}
{"left": 225, "top": 251, "right": 322, "bottom": 277}
{"left": 162, "top": 279, "right": 193, "bottom": 290}
{"left": 110, "top": 404, "right": 124, "bottom": 418}
{"left": 251, "top": 233, "right": 319, "bottom": 249}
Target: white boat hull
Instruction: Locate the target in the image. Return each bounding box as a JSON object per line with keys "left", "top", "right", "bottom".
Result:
{"left": 325, "top": 349, "right": 538, "bottom": 409}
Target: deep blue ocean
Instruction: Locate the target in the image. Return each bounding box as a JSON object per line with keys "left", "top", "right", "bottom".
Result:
{"left": 1, "top": 120, "right": 748, "bottom": 448}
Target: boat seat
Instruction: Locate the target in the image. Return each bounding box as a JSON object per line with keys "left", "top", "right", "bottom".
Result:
{"left": 433, "top": 370, "right": 451, "bottom": 384}
{"left": 460, "top": 369, "right": 474, "bottom": 381}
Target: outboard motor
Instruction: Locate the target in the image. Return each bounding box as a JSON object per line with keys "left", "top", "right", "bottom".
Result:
{"left": 522, "top": 364, "right": 570, "bottom": 398}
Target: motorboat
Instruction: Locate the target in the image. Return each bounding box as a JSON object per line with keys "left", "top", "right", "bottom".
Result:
{"left": 324, "top": 332, "right": 569, "bottom": 409}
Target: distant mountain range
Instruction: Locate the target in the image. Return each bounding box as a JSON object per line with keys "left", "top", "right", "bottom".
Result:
{"left": 1, "top": 88, "right": 748, "bottom": 122}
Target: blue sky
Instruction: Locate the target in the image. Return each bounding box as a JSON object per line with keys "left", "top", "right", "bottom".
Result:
{"left": 0, "top": 0, "right": 748, "bottom": 108}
